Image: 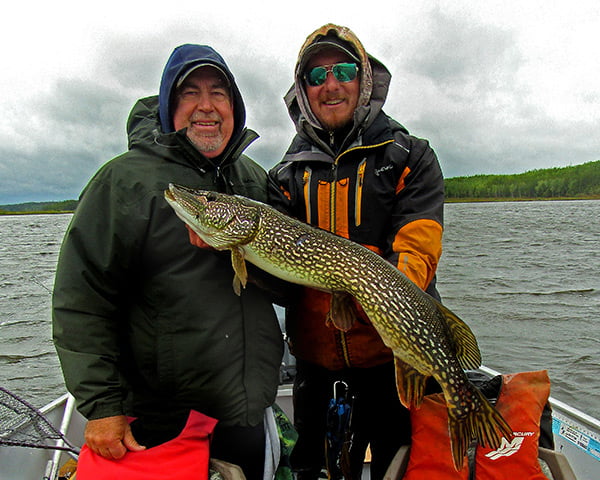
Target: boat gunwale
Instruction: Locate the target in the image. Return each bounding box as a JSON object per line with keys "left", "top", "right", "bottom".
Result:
{"left": 478, "top": 365, "right": 600, "bottom": 431}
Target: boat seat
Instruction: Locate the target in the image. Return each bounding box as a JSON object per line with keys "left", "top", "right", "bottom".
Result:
{"left": 537, "top": 447, "right": 577, "bottom": 480}
{"left": 382, "top": 445, "right": 410, "bottom": 480}
{"left": 382, "top": 445, "right": 578, "bottom": 480}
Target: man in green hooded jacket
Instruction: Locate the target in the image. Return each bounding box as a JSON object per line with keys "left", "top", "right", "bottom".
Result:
{"left": 52, "top": 44, "right": 284, "bottom": 480}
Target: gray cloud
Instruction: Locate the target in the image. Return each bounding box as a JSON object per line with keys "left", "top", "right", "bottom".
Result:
{"left": 410, "top": 10, "right": 521, "bottom": 89}
{"left": 0, "top": 33, "right": 171, "bottom": 205}
{"left": 1, "top": 7, "right": 598, "bottom": 205}
{"left": 0, "top": 77, "right": 131, "bottom": 204}
{"left": 0, "top": 30, "right": 295, "bottom": 204}
{"left": 232, "top": 53, "right": 296, "bottom": 170}
{"left": 376, "top": 10, "right": 599, "bottom": 178}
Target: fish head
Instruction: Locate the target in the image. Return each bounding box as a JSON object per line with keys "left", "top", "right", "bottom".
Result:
{"left": 164, "top": 184, "right": 260, "bottom": 250}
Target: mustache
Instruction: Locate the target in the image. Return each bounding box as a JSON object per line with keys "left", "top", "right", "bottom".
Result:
{"left": 190, "top": 113, "right": 222, "bottom": 123}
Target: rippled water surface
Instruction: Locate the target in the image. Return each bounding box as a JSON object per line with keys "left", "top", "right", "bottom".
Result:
{"left": 437, "top": 200, "right": 599, "bottom": 418}
{"left": 0, "top": 201, "right": 599, "bottom": 419}
{"left": 0, "top": 214, "right": 71, "bottom": 404}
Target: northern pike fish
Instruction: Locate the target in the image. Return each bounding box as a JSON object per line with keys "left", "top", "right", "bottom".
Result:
{"left": 164, "top": 184, "right": 512, "bottom": 470}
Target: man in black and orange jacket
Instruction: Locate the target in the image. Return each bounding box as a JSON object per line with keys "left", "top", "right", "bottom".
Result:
{"left": 268, "top": 24, "right": 444, "bottom": 480}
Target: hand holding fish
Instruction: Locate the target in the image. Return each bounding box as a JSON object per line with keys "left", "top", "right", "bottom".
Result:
{"left": 186, "top": 225, "right": 214, "bottom": 250}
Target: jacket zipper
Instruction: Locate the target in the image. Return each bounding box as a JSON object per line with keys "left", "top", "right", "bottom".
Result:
{"left": 355, "top": 158, "right": 366, "bottom": 226}
{"left": 340, "top": 331, "right": 351, "bottom": 367}
{"left": 303, "top": 167, "right": 312, "bottom": 223}
{"left": 329, "top": 141, "right": 394, "bottom": 367}
{"left": 328, "top": 135, "right": 353, "bottom": 366}
{"left": 329, "top": 131, "right": 337, "bottom": 232}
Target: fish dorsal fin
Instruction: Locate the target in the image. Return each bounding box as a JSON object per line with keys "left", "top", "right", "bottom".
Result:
{"left": 434, "top": 299, "right": 481, "bottom": 369}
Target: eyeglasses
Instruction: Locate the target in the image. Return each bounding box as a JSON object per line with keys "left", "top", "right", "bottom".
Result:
{"left": 304, "top": 62, "right": 358, "bottom": 87}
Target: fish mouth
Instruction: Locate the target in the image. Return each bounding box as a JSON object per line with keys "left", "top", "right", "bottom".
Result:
{"left": 164, "top": 184, "right": 210, "bottom": 216}
{"left": 164, "top": 188, "right": 175, "bottom": 201}
{"left": 166, "top": 183, "right": 202, "bottom": 200}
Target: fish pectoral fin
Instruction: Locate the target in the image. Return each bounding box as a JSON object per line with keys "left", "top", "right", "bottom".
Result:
{"left": 434, "top": 299, "right": 482, "bottom": 370}
{"left": 326, "top": 292, "right": 358, "bottom": 331}
{"left": 231, "top": 247, "right": 247, "bottom": 296}
{"left": 394, "top": 358, "right": 428, "bottom": 409}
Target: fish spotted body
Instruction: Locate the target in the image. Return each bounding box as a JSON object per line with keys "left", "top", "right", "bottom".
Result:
{"left": 164, "top": 184, "right": 512, "bottom": 470}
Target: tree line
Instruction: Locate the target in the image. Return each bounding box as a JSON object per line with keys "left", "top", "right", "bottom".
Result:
{"left": 444, "top": 160, "right": 600, "bottom": 200}
{"left": 2, "top": 161, "right": 599, "bottom": 213}
{"left": 0, "top": 200, "right": 78, "bottom": 214}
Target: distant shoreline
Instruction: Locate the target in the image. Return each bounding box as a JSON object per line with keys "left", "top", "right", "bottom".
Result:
{"left": 445, "top": 195, "right": 600, "bottom": 204}
{"left": 1, "top": 195, "right": 599, "bottom": 216}
{"left": 3, "top": 160, "right": 598, "bottom": 214}
{"left": 0, "top": 210, "right": 75, "bottom": 216}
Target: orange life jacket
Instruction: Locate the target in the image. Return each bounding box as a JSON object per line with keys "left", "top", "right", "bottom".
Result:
{"left": 401, "top": 392, "right": 469, "bottom": 480}
{"left": 474, "top": 370, "right": 550, "bottom": 480}
{"left": 402, "top": 370, "right": 551, "bottom": 480}
{"left": 76, "top": 410, "right": 218, "bottom": 480}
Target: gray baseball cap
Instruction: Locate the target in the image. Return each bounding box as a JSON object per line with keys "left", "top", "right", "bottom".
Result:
{"left": 176, "top": 63, "right": 231, "bottom": 88}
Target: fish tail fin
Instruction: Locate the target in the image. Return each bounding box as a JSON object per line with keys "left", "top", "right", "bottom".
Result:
{"left": 448, "top": 387, "right": 513, "bottom": 470}
{"left": 448, "top": 412, "right": 470, "bottom": 471}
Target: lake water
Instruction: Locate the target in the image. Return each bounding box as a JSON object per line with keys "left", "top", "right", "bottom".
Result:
{"left": 0, "top": 201, "right": 599, "bottom": 419}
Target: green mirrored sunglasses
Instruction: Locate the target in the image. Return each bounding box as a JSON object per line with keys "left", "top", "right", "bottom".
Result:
{"left": 305, "top": 62, "right": 358, "bottom": 87}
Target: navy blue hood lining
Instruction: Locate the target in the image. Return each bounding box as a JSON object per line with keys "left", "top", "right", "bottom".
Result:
{"left": 158, "top": 44, "right": 246, "bottom": 136}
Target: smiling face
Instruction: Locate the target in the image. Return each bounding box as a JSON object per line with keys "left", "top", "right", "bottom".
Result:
{"left": 305, "top": 48, "right": 360, "bottom": 131}
{"left": 173, "top": 66, "right": 234, "bottom": 158}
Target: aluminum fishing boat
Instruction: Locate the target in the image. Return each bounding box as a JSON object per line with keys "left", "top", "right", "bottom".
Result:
{"left": 1, "top": 367, "right": 598, "bottom": 480}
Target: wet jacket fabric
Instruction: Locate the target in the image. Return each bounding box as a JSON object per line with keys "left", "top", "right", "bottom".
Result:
{"left": 52, "top": 45, "right": 283, "bottom": 428}
{"left": 268, "top": 25, "right": 444, "bottom": 370}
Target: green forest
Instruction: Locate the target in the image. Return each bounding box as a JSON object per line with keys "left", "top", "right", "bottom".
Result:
{"left": 0, "top": 200, "right": 78, "bottom": 215}
{"left": 1, "top": 160, "right": 599, "bottom": 213}
{"left": 444, "top": 160, "right": 600, "bottom": 201}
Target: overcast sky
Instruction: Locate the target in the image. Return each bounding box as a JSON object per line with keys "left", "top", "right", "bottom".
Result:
{"left": 1, "top": 1, "right": 598, "bottom": 204}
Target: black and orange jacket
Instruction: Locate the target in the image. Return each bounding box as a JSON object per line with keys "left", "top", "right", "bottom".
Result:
{"left": 267, "top": 24, "right": 444, "bottom": 371}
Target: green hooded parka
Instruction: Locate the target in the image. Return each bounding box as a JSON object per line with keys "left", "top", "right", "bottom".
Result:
{"left": 52, "top": 45, "right": 284, "bottom": 427}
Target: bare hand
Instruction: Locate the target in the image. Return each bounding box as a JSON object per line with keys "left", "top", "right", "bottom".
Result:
{"left": 84, "top": 415, "right": 146, "bottom": 459}
{"left": 186, "top": 225, "right": 214, "bottom": 249}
